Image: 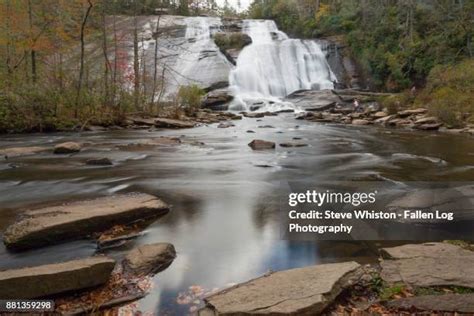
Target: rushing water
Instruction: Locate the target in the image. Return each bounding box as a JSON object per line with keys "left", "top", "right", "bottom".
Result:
{"left": 1, "top": 117, "right": 474, "bottom": 314}
{"left": 229, "top": 20, "right": 336, "bottom": 111}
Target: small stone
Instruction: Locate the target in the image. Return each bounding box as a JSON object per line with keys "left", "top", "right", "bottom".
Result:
{"left": 248, "top": 140, "right": 276, "bottom": 150}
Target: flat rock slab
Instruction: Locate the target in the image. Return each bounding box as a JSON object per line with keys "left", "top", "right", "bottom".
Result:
{"left": 248, "top": 139, "right": 276, "bottom": 150}
{"left": 381, "top": 242, "right": 474, "bottom": 259}
{"left": 385, "top": 294, "right": 474, "bottom": 313}
{"left": 381, "top": 243, "right": 474, "bottom": 288}
{"left": 285, "top": 89, "right": 339, "bottom": 111}
{"left": 124, "top": 243, "right": 176, "bottom": 276}
{"left": 202, "top": 261, "right": 360, "bottom": 315}
{"left": 54, "top": 142, "right": 82, "bottom": 154}
{"left": 0, "top": 256, "right": 115, "bottom": 299}
{"left": 154, "top": 118, "right": 196, "bottom": 128}
{"left": 0, "top": 146, "right": 49, "bottom": 158}
{"left": 4, "top": 193, "right": 169, "bottom": 250}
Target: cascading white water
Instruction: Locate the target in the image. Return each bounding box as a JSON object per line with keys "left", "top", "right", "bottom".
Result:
{"left": 165, "top": 17, "right": 231, "bottom": 98}
{"left": 229, "top": 20, "right": 336, "bottom": 111}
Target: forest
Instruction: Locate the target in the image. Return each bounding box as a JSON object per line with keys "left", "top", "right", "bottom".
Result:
{"left": 0, "top": 0, "right": 473, "bottom": 132}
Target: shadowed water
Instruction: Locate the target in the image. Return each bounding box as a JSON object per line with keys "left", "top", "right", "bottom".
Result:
{"left": 1, "top": 115, "right": 474, "bottom": 314}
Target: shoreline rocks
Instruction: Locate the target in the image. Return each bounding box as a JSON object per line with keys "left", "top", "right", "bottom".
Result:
{"left": 3, "top": 193, "right": 169, "bottom": 250}
{"left": 123, "top": 243, "right": 176, "bottom": 276}
{"left": 0, "top": 256, "right": 115, "bottom": 299}
{"left": 380, "top": 242, "right": 474, "bottom": 289}
{"left": 200, "top": 261, "right": 361, "bottom": 315}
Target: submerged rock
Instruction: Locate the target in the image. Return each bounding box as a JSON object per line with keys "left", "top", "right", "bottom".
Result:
{"left": 0, "top": 146, "right": 49, "bottom": 159}
{"left": 279, "top": 142, "right": 308, "bottom": 148}
{"left": 0, "top": 256, "right": 115, "bottom": 299}
{"left": 124, "top": 243, "right": 176, "bottom": 276}
{"left": 54, "top": 142, "right": 82, "bottom": 154}
{"left": 86, "top": 158, "right": 113, "bottom": 166}
{"left": 217, "top": 122, "right": 235, "bottom": 128}
{"left": 248, "top": 140, "right": 276, "bottom": 150}
{"left": 4, "top": 193, "right": 169, "bottom": 250}
{"left": 200, "top": 262, "right": 361, "bottom": 315}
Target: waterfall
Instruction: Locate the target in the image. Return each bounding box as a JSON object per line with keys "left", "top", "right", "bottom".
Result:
{"left": 229, "top": 20, "right": 336, "bottom": 111}
{"left": 165, "top": 16, "right": 231, "bottom": 98}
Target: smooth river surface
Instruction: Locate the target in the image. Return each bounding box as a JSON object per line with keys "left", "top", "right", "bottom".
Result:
{"left": 1, "top": 114, "right": 474, "bottom": 314}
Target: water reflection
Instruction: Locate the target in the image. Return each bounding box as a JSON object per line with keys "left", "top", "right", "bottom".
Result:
{"left": 1, "top": 114, "right": 474, "bottom": 314}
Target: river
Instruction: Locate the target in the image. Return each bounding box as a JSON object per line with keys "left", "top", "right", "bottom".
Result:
{"left": 1, "top": 116, "right": 474, "bottom": 313}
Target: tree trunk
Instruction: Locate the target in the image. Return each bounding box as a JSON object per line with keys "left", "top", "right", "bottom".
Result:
{"left": 133, "top": 6, "right": 140, "bottom": 111}
{"left": 28, "top": 0, "right": 37, "bottom": 83}
{"left": 75, "top": 0, "right": 94, "bottom": 118}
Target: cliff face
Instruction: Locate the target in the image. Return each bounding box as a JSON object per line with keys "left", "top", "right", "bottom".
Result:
{"left": 318, "top": 36, "right": 367, "bottom": 90}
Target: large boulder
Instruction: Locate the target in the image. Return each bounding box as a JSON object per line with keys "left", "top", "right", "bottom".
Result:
{"left": 0, "top": 256, "right": 115, "bottom": 299}
{"left": 380, "top": 242, "right": 474, "bottom": 288}
{"left": 4, "top": 193, "right": 169, "bottom": 250}
{"left": 202, "top": 89, "right": 233, "bottom": 110}
{"left": 200, "top": 262, "right": 361, "bottom": 315}
{"left": 124, "top": 243, "right": 176, "bottom": 276}
{"left": 248, "top": 140, "right": 276, "bottom": 150}
{"left": 54, "top": 142, "right": 82, "bottom": 154}
{"left": 285, "top": 90, "right": 339, "bottom": 111}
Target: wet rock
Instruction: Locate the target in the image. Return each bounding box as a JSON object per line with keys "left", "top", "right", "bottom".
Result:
{"left": 0, "top": 146, "right": 49, "bottom": 159}
{"left": 397, "top": 108, "right": 428, "bottom": 117}
{"left": 351, "top": 119, "right": 370, "bottom": 126}
{"left": 380, "top": 243, "right": 474, "bottom": 288}
{"left": 0, "top": 256, "right": 115, "bottom": 299}
{"left": 202, "top": 89, "right": 233, "bottom": 110}
{"left": 279, "top": 143, "right": 308, "bottom": 148}
{"left": 243, "top": 112, "right": 265, "bottom": 118}
{"left": 201, "top": 262, "right": 361, "bottom": 315}
{"left": 248, "top": 140, "right": 276, "bottom": 150}
{"left": 276, "top": 109, "right": 295, "bottom": 113}
{"left": 387, "top": 118, "right": 412, "bottom": 127}
{"left": 285, "top": 89, "right": 338, "bottom": 111}
{"left": 414, "top": 116, "right": 438, "bottom": 125}
{"left": 54, "top": 142, "right": 82, "bottom": 154}
{"left": 372, "top": 111, "right": 388, "bottom": 119}
{"left": 217, "top": 122, "right": 235, "bottom": 128}
{"left": 385, "top": 294, "right": 474, "bottom": 313}
{"left": 154, "top": 118, "right": 196, "bottom": 129}
{"left": 4, "top": 193, "right": 169, "bottom": 250}
{"left": 146, "top": 136, "right": 182, "bottom": 146}
{"left": 246, "top": 130, "right": 255, "bottom": 133}
{"left": 86, "top": 158, "right": 113, "bottom": 166}
{"left": 414, "top": 123, "right": 443, "bottom": 131}
{"left": 124, "top": 243, "right": 176, "bottom": 276}
{"left": 374, "top": 115, "right": 394, "bottom": 125}
{"left": 258, "top": 125, "right": 275, "bottom": 128}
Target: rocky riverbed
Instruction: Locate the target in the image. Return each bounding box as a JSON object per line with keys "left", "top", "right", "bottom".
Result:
{"left": 1, "top": 110, "right": 474, "bottom": 314}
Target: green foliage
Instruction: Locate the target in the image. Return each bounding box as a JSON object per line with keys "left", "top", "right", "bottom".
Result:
{"left": 213, "top": 32, "right": 251, "bottom": 51}
{"left": 415, "top": 59, "right": 474, "bottom": 127}
{"left": 248, "top": 0, "right": 474, "bottom": 92}
{"left": 177, "top": 85, "right": 205, "bottom": 116}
